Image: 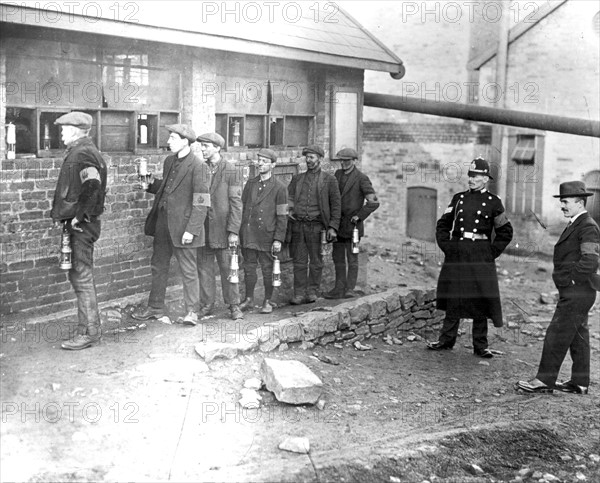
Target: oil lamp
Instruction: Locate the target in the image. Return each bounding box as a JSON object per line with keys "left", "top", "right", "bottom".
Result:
{"left": 59, "top": 222, "right": 72, "bottom": 270}
{"left": 228, "top": 241, "right": 239, "bottom": 284}
{"left": 136, "top": 157, "right": 151, "bottom": 190}
{"left": 272, "top": 255, "right": 282, "bottom": 287}
{"left": 6, "top": 122, "right": 16, "bottom": 160}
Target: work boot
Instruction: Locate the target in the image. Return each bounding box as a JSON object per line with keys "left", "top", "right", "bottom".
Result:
{"left": 61, "top": 334, "right": 101, "bottom": 351}
{"left": 260, "top": 299, "right": 273, "bottom": 314}
{"left": 182, "top": 311, "right": 199, "bottom": 326}
{"left": 131, "top": 305, "right": 165, "bottom": 320}
{"left": 230, "top": 304, "right": 244, "bottom": 320}
{"left": 239, "top": 297, "right": 254, "bottom": 311}
{"left": 323, "top": 288, "right": 344, "bottom": 299}
{"left": 290, "top": 295, "right": 305, "bottom": 305}
{"left": 199, "top": 304, "right": 214, "bottom": 318}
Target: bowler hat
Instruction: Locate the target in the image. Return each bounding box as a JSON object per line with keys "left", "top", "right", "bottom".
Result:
{"left": 333, "top": 147, "right": 359, "bottom": 160}
{"left": 197, "top": 132, "right": 225, "bottom": 148}
{"left": 302, "top": 145, "right": 324, "bottom": 157}
{"left": 257, "top": 148, "right": 277, "bottom": 163}
{"left": 54, "top": 112, "right": 93, "bottom": 129}
{"left": 166, "top": 124, "right": 196, "bottom": 144}
{"left": 467, "top": 157, "right": 493, "bottom": 179}
{"left": 553, "top": 181, "right": 594, "bottom": 198}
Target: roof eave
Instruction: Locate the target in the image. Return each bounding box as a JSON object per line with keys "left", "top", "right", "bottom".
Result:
{"left": 1, "top": 5, "right": 403, "bottom": 73}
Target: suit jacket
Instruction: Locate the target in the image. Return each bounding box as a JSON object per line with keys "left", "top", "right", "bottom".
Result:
{"left": 240, "top": 175, "right": 288, "bottom": 251}
{"left": 205, "top": 159, "right": 243, "bottom": 249}
{"left": 144, "top": 151, "right": 210, "bottom": 248}
{"left": 334, "top": 167, "right": 379, "bottom": 239}
{"left": 288, "top": 168, "right": 341, "bottom": 231}
{"left": 552, "top": 212, "right": 600, "bottom": 289}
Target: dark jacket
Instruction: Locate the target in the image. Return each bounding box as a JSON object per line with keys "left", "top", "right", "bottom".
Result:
{"left": 287, "top": 168, "right": 341, "bottom": 231}
{"left": 240, "top": 175, "right": 288, "bottom": 251}
{"left": 205, "top": 159, "right": 243, "bottom": 249}
{"left": 334, "top": 167, "right": 379, "bottom": 239}
{"left": 51, "top": 137, "right": 107, "bottom": 222}
{"left": 552, "top": 212, "right": 600, "bottom": 289}
{"left": 144, "top": 151, "right": 210, "bottom": 249}
{"left": 435, "top": 188, "right": 513, "bottom": 327}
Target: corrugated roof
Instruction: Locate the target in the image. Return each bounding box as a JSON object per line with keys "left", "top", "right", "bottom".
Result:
{"left": 1, "top": 1, "right": 404, "bottom": 74}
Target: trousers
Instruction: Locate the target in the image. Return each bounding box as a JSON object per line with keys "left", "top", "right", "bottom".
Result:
{"left": 197, "top": 245, "right": 241, "bottom": 306}
{"left": 242, "top": 247, "right": 274, "bottom": 300}
{"left": 437, "top": 316, "right": 488, "bottom": 352}
{"left": 289, "top": 220, "right": 324, "bottom": 297}
{"left": 331, "top": 237, "right": 359, "bottom": 291}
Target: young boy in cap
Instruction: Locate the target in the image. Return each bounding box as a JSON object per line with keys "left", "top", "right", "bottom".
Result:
{"left": 324, "top": 148, "right": 379, "bottom": 299}
{"left": 287, "top": 144, "right": 341, "bottom": 304}
{"left": 52, "top": 112, "right": 107, "bottom": 350}
{"left": 427, "top": 157, "right": 513, "bottom": 358}
{"left": 517, "top": 181, "right": 599, "bottom": 394}
{"left": 196, "top": 132, "right": 244, "bottom": 320}
{"left": 132, "top": 124, "right": 210, "bottom": 326}
{"left": 239, "top": 148, "right": 288, "bottom": 313}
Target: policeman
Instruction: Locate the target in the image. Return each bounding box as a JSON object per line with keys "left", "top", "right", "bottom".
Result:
{"left": 427, "top": 157, "right": 513, "bottom": 358}
{"left": 51, "top": 112, "right": 107, "bottom": 350}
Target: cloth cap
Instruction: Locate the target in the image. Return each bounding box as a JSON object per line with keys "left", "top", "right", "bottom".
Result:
{"left": 197, "top": 132, "right": 225, "bottom": 148}
{"left": 333, "top": 147, "right": 358, "bottom": 160}
{"left": 302, "top": 145, "right": 324, "bottom": 157}
{"left": 166, "top": 124, "right": 196, "bottom": 144}
{"left": 467, "top": 157, "right": 493, "bottom": 179}
{"left": 257, "top": 148, "right": 277, "bottom": 163}
{"left": 54, "top": 112, "right": 93, "bottom": 129}
{"left": 553, "top": 181, "right": 594, "bottom": 198}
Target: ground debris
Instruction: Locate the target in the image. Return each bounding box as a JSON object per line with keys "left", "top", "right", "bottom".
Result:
{"left": 279, "top": 436, "right": 310, "bottom": 454}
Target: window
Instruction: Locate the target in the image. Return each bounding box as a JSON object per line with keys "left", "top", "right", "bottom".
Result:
{"left": 215, "top": 114, "right": 313, "bottom": 149}
{"left": 331, "top": 90, "right": 359, "bottom": 155}
{"left": 511, "top": 135, "right": 535, "bottom": 163}
{"left": 5, "top": 31, "right": 181, "bottom": 156}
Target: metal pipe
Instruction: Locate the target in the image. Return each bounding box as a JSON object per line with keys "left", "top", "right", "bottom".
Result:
{"left": 364, "top": 93, "right": 600, "bottom": 138}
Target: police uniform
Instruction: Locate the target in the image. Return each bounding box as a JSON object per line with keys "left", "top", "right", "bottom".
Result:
{"left": 51, "top": 112, "right": 107, "bottom": 350}
{"left": 430, "top": 158, "right": 513, "bottom": 356}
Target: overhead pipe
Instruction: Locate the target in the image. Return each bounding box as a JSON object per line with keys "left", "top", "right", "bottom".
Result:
{"left": 363, "top": 93, "right": 600, "bottom": 138}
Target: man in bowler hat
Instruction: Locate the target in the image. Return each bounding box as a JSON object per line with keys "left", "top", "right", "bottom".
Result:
{"left": 517, "top": 181, "right": 599, "bottom": 394}
{"left": 52, "top": 112, "right": 107, "bottom": 350}
{"left": 427, "top": 157, "right": 513, "bottom": 358}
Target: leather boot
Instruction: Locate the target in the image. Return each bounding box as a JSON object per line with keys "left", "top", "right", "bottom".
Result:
{"left": 260, "top": 299, "right": 273, "bottom": 314}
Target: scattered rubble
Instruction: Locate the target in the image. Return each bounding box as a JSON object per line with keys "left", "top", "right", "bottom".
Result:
{"left": 261, "top": 358, "right": 323, "bottom": 405}
{"left": 278, "top": 436, "right": 310, "bottom": 454}
{"left": 353, "top": 341, "right": 373, "bottom": 351}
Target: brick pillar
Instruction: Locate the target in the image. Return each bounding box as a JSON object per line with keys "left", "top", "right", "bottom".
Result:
{"left": 191, "top": 53, "right": 217, "bottom": 136}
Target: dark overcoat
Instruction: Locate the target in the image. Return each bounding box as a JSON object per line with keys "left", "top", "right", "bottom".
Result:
{"left": 205, "top": 159, "right": 243, "bottom": 249}
{"left": 144, "top": 151, "right": 210, "bottom": 248}
{"left": 552, "top": 212, "right": 600, "bottom": 289}
{"left": 436, "top": 188, "right": 513, "bottom": 327}
{"left": 334, "top": 167, "right": 379, "bottom": 239}
{"left": 240, "top": 175, "right": 288, "bottom": 252}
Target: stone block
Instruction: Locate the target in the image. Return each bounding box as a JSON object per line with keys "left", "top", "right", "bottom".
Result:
{"left": 384, "top": 291, "right": 402, "bottom": 312}
{"left": 370, "top": 323, "right": 386, "bottom": 334}
{"left": 349, "top": 303, "right": 370, "bottom": 323}
{"left": 412, "top": 310, "right": 430, "bottom": 319}
{"left": 195, "top": 342, "right": 239, "bottom": 363}
{"left": 261, "top": 358, "right": 323, "bottom": 405}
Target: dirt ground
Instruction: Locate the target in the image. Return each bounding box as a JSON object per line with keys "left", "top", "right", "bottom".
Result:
{"left": 1, "top": 232, "right": 599, "bottom": 483}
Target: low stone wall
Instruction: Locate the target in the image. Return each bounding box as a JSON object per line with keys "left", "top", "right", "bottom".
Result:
{"left": 196, "top": 286, "right": 443, "bottom": 362}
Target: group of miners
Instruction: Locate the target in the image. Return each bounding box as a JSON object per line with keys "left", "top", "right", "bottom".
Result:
{"left": 51, "top": 112, "right": 599, "bottom": 397}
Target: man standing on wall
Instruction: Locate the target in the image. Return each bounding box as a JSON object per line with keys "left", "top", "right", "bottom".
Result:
{"left": 52, "top": 112, "right": 107, "bottom": 350}
{"left": 196, "top": 132, "right": 244, "bottom": 320}
{"left": 287, "top": 145, "right": 341, "bottom": 305}
{"left": 239, "top": 148, "right": 288, "bottom": 314}
{"left": 132, "top": 124, "right": 210, "bottom": 326}
{"left": 427, "top": 157, "right": 513, "bottom": 358}
{"left": 517, "top": 181, "right": 599, "bottom": 393}
{"left": 324, "top": 148, "right": 379, "bottom": 299}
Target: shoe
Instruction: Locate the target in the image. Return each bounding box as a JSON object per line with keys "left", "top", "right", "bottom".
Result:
{"left": 260, "top": 300, "right": 273, "bottom": 314}
{"left": 555, "top": 380, "right": 588, "bottom": 394}
{"left": 305, "top": 294, "right": 318, "bottom": 303}
{"left": 290, "top": 295, "right": 305, "bottom": 305}
{"left": 61, "top": 334, "right": 101, "bottom": 351}
{"left": 343, "top": 290, "right": 359, "bottom": 299}
{"left": 230, "top": 305, "right": 244, "bottom": 320}
{"left": 474, "top": 348, "right": 494, "bottom": 359}
{"left": 182, "top": 311, "right": 198, "bottom": 326}
{"left": 131, "top": 306, "right": 165, "bottom": 320}
{"left": 323, "top": 289, "right": 344, "bottom": 300}
{"left": 239, "top": 297, "right": 254, "bottom": 311}
{"left": 515, "top": 379, "right": 554, "bottom": 393}
{"left": 426, "top": 341, "right": 453, "bottom": 351}
{"left": 199, "top": 304, "right": 214, "bottom": 318}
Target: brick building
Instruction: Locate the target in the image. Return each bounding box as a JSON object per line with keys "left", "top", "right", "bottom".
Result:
{"left": 0, "top": 2, "right": 404, "bottom": 317}
{"left": 471, "top": 0, "right": 600, "bottom": 226}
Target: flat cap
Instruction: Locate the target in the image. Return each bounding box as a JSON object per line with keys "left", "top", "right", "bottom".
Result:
{"left": 166, "top": 124, "right": 196, "bottom": 144}
{"left": 302, "top": 145, "right": 324, "bottom": 157}
{"left": 333, "top": 147, "right": 358, "bottom": 160}
{"left": 54, "top": 111, "right": 93, "bottom": 129}
{"left": 197, "top": 132, "right": 225, "bottom": 148}
{"left": 257, "top": 148, "right": 277, "bottom": 163}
